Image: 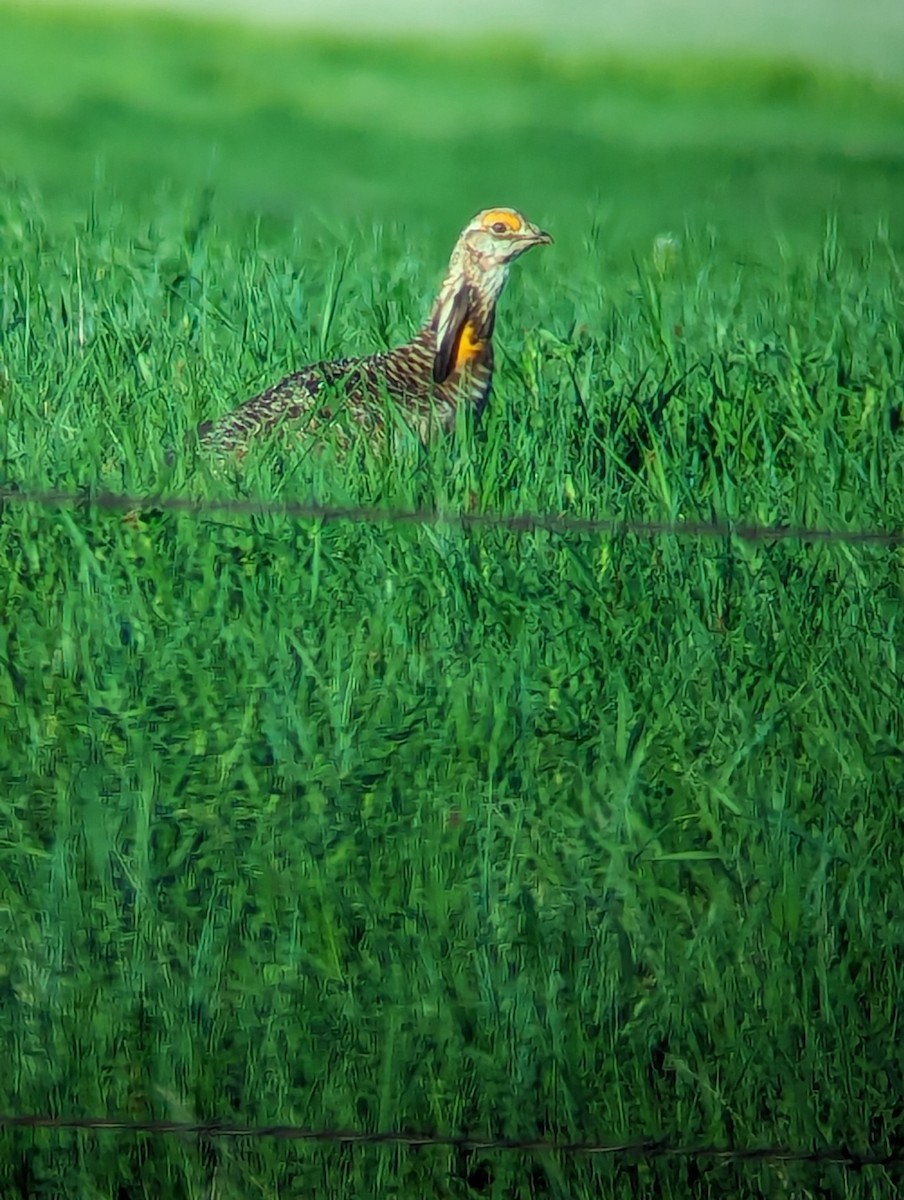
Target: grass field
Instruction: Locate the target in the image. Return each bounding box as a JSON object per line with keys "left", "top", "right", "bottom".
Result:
{"left": 1, "top": 5, "right": 904, "bottom": 1199}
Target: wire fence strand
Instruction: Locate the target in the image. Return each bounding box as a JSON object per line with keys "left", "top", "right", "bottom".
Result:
{"left": 1, "top": 487, "right": 902, "bottom": 546}
{"left": 0, "top": 1115, "right": 900, "bottom": 1169}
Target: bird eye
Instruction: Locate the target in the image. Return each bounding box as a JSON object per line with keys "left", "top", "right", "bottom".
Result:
{"left": 491, "top": 221, "right": 509, "bottom": 234}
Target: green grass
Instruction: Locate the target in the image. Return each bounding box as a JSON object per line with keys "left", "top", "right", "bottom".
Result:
{"left": 1, "top": 7, "right": 904, "bottom": 1199}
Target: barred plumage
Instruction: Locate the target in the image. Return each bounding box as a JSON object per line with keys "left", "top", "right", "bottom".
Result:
{"left": 198, "top": 208, "right": 552, "bottom": 456}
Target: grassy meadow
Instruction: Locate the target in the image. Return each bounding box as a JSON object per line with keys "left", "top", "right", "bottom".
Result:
{"left": 1, "top": 5, "right": 903, "bottom": 1198}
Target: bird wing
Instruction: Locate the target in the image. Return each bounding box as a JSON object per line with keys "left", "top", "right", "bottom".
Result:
{"left": 198, "top": 359, "right": 355, "bottom": 453}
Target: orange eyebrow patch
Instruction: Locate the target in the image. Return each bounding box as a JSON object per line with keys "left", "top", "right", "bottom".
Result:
{"left": 482, "top": 209, "right": 522, "bottom": 232}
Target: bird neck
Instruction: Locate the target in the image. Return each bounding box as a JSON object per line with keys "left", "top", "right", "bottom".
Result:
{"left": 422, "top": 249, "right": 509, "bottom": 345}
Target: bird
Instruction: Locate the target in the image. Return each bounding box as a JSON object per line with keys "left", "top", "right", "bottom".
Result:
{"left": 197, "top": 207, "right": 552, "bottom": 456}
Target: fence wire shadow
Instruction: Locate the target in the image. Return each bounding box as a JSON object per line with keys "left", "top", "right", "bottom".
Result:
{"left": 0, "top": 487, "right": 902, "bottom": 546}
{"left": 0, "top": 1115, "right": 901, "bottom": 1170}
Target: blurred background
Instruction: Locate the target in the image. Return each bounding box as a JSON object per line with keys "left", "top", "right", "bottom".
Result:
{"left": 4, "top": 0, "right": 903, "bottom": 259}
{"left": 25, "top": 0, "right": 904, "bottom": 79}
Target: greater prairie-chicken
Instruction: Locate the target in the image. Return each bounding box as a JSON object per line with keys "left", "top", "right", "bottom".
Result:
{"left": 197, "top": 207, "right": 552, "bottom": 455}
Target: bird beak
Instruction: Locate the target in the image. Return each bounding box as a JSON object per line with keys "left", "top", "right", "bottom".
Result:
{"left": 529, "top": 225, "right": 553, "bottom": 246}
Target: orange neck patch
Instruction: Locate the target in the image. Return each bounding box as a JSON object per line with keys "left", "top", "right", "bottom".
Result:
{"left": 453, "top": 321, "right": 487, "bottom": 371}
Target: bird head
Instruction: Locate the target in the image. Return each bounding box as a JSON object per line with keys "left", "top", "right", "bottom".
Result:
{"left": 459, "top": 207, "right": 553, "bottom": 268}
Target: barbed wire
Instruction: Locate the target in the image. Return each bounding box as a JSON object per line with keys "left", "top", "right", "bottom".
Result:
{"left": 0, "top": 1115, "right": 900, "bottom": 1168}
{"left": 0, "top": 487, "right": 902, "bottom": 546}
